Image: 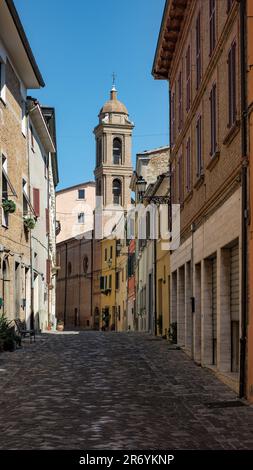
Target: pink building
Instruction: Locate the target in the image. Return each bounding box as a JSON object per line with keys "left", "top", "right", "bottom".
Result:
{"left": 56, "top": 181, "right": 95, "bottom": 243}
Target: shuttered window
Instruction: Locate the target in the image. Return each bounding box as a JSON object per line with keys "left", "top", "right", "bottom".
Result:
{"left": 196, "top": 115, "right": 202, "bottom": 177}
{"left": 209, "top": 0, "right": 216, "bottom": 55}
{"left": 46, "top": 259, "right": 51, "bottom": 285}
{"left": 196, "top": 12, "right": 201, "bottom": 90}
{"left": 228, "top": 41, "right": 236, "bottom": 127}
{"left": 33, "top": 188, "right": 40, "bottom": 217}
{"left": 210, "top": 83, "right": 217, "bottom": 156}
{"left": 178, "top": 154, "right": 183, "bottom": 204}
{"left": 186, "top": 137, "right": 191, "bottom": 192}
{"left": 186, "top": 45, "right": 191, "bottom": 112}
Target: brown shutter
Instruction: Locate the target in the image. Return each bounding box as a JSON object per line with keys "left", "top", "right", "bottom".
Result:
{"left": 33, "top": 188, "right": 40, "bottom": 217}
{"left": 46, "top": 259, "right": 51, "bottom": 285}
{"left": 45, "top": 208, "right": 49, "bottom": 234}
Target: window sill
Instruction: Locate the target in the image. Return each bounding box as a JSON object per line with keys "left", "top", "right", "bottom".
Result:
{"left": 184, "top": 189, "right": 193, "bottom": 204}
{"left": 194, "top": 174, "right": 205, "bottom": 190}
{"left": 223, "top": 120, "right": 240, "bottom": 146}
{"left": 207, "top": 150, "right": 220, "bottom": 171}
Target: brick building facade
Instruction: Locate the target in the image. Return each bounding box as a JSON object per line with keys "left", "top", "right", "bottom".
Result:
{"left": 153, "top": 0, "right": 243, "bottom": 392}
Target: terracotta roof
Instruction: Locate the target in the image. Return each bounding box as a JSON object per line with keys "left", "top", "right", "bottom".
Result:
{"left": 100, "top": 88, "right": 128, "bottom": 115}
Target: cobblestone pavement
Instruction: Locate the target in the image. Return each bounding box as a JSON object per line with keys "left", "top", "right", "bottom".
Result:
{"left": 1, "top": 331, "right": 253, "bottom": 450}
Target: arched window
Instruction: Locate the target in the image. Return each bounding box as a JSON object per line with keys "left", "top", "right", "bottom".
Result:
{"left": 113, "top": 138, "right": 122, "bottom": 165}
{"left": 97, "top": 138, "right": 102, "bottom": 167}
{"left": 96, "top": 179, "right": 102, "bottom": 196}
{"left": 112, "top": 179, "right": 122, "bottom": 205}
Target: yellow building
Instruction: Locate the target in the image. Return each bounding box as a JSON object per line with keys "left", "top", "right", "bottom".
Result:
{"left": 115, "top": 239, "right": 128, "bottom": 331}
{"left": 100, "top": 238, "right": 116, "bottom": 330}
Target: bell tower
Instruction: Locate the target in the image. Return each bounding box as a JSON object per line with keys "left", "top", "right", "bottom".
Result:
{"left": 93, "top": 85, "right": 134, "bottom": 210}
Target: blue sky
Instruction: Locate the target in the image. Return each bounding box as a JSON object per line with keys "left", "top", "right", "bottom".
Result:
{"left": 15, "top": 0, "right": 168, "bottom": 190}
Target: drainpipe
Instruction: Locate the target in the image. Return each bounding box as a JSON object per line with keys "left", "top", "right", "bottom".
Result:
{"left": 239, "top": 0, "right": 248, "bottom": 399}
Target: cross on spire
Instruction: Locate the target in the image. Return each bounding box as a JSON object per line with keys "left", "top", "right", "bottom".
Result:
{"left": 112, "top": 72, "right": 117, "bottom": 91}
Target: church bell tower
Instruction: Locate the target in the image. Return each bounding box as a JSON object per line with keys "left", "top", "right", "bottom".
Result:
{"left": 93, "top": 84, "right": 134, "bottom": 211}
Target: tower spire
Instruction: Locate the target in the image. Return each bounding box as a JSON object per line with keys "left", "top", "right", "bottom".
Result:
{"left": 110, "top": 72, "right": 117, "bottom": 100}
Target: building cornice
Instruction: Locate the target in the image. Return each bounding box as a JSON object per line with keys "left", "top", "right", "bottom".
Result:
{"left": 152, "top": 0, "right": 188, "bottom": 79}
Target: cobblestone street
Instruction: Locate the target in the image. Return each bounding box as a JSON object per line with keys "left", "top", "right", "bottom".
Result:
{"left": 1, "top": 332, "right": 253, "bottom": 450}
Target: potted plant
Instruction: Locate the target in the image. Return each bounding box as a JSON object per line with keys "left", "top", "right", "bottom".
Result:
{"left": 24, "top": 216, "right": 36, "bottom": 231}
{"left": 2, "top": 199, "right": 16, "bottom": 214}
{"left": 56, "top": 320, "right": 64, "bottom": 332}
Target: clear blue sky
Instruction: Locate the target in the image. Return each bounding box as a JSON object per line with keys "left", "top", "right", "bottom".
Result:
{"left": 15, "top": 0, "right": 168, "bottom": 190}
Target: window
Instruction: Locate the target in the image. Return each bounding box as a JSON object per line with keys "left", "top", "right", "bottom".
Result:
{"left": 196, "top": 12, "right": 201, "bottom": 90}
{"left": 97, "top": 138, "right": 102, "bottom": 166}
{"left": 105, "top": 248, "right": 107, "bottom": 261}
{"left": 171, "top": 92, "right": 175, "bottom": 146}
{"left": 196, "top": 116, "right": 203, "bottom": 178}
{"left": 186, "top": 46, "right": 191, "bottom": 112}
{"left": 209, "top": 0, "right": 216, "bottom": 55}
{"left": 113, "top": 138, "right": 122, "bottom": 165}
{"left": 96, "top": 179, "right": 102, "bottom": 197}
{"left": 178, "top": 71, "right": 183, "bottom": 131}
{"left": 178, "top": 154, "right": 183, "bottom": 203}
{"left": 33, "top": 188, "right": 40, "bottom": 217}
{"left": 110, "top": 245, "right": 113, "bottom": 259}
{"left": 228, "top": 41, "right": 236, "bottom": 128}
{"left": 78, "top": 189, "right": 85, "bottom": 199}
{"left": 78, "top": 212, "right": 85, "bottom": 224}
{"left": 113, "top": 179, "right": 122, "bottom": 205}
{"left": 210, "top": 83, "right": 217, "bottom": 156}
{"left": 186, "top": 138, "right": 191, "bottom": 192}
{"left": 109, "top": 274, "right": 112, "bottom": 289}
{"left": 118, "top": 305, "right": 121, "bottom": 321}
{"left": 46, "top": 259, "right": 51, "bottom": 285}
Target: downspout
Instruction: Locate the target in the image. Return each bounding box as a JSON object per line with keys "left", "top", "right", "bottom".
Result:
{"left": 239, "top": 0, "right": 248, "bottom": 399}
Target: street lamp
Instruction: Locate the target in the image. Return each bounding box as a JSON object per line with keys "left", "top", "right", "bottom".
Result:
{"left": 136, "top": 176, "right": 147, "bottom": 202}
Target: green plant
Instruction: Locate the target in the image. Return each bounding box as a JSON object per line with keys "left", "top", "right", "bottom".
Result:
{"left": 57, "top": 319, "right": 64, "bottom": 325}
{"left": 2, "top": 199, "right": 16, "bottom": 213}
{"left": 168, "top": 321, "right": 177, "bottom": 344}
{"left": 0, "top": 314, "right": 20, "bottom": 352}
{"left": 24, "top": 216, "right": 36, "bottom": 230}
